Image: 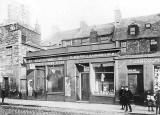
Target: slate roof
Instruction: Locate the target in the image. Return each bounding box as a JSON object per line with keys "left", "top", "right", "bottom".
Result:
{"left": 48, "top": 23, "right": 115, "bottom": 44}
{"left": 114, "top": 14, "right": 160, "bottom": 41}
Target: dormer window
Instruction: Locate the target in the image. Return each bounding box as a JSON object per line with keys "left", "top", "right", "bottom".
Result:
{"left": 130, "top": 27, "right": 136, "bottom": 35}
{"left": 128, "top": 24, "right": 139, "bottom": 36}
{"left": 145, "top": 23, "right": 151, "bottom": 29}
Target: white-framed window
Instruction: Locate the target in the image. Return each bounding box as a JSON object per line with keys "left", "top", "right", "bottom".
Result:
{"left": 130, "top": 27, "right": 136, "bottom": 35}
{"left": 145, "top": 23, "right": 151, "bottom": 29}
{"left": 120, "top": 41, "right": 127, "bottom": 54}
{"left": 62, "top": 40, "right": 72, "bottom": 47}
{"left": 150, "top": 38, "right": 158, "bottom": 52}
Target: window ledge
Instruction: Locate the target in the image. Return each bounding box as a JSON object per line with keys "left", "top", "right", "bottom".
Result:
{"left": 93, "top": 94, "right": 115, "bottom": 97}
{"left": 47, "top": 92, "right": 64, "bottom": 95}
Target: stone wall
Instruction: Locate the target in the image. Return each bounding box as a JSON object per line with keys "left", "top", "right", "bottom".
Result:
{"left": 0, "top": 23, "right": 41, "bottom": 96}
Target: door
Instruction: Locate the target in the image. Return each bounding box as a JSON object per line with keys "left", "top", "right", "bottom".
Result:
{"left": 128, "top": 73, "right": 144, "bottom": 104}
{"left": 128, "top": 74, "right": 137, "bottom": 95}
{"left": 4, "top": 77, "right": 9, "bottom": 97}
{"left": 81, "top": 73, "right": 90, "bottom": 101}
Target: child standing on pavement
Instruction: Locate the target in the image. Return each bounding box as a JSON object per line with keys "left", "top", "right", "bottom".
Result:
{"left": 146, "top": 90, "right": 154, "bottom": 112}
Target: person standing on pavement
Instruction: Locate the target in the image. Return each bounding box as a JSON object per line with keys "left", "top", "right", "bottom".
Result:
{"left": 124, "top": 86, "right": 133, "bottom": 112}
{"left": 1, "top": 88, "right": 6, "bottom": 104}
{"left": 154, "top": 90, "right": 160, "bottom": 114}
{"left": 119, "top": 86, "right": 125, "bottom": 110}
{"left": 146, "top": 90, "right": 154, "bottom": 112}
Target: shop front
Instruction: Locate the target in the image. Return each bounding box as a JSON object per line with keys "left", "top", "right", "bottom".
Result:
{"left": 26, "top": 60, "right": 65, "bottom": 101}
{"left": 26, "top": 48, "right": 119, "bottom": 103}
{"left": 65, "top": 56, "right": 116, "bottom": 103}
{"left": 115, "top": 55, "right": 160, "bottom": 105}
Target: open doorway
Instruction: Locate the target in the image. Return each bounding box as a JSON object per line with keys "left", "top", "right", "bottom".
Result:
{"left": 3, "top": 77, "right": 9, "bottom": 97}
{"left": 127, "top": 65, "right": 144, "bottom": 105}
{"left": 76, "top": 63, "right": 90, "bottom": 101}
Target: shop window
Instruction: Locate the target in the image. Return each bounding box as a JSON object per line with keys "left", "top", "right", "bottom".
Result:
{"left": 150, "top": 39, "right": 157, "bottom": 52}
{"left": 91, "top": 63, "right": 114, "bottom": 95}
{"left": 47, "top": 65, "right": 64, "bottom": 92}
{"left": 154, "top": 66, "right": 160, "bottom": 92}
{"left": 35, "top": 66, "right": 45, "bottom": 95}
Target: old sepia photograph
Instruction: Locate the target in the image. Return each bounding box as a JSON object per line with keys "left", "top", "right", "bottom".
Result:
{"left": 0, "top": 0, "right": 160, "bottom": 114}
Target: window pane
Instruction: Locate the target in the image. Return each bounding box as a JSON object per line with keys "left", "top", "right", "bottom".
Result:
{"left": 130, "top": 27, "right": 135, "bottom": 31}
{"left": 22, "top": 35, "right": 27, "bottom": 43}
{"left": 121, "top": 47, "right": 126, "bottom": 54}
{"left": 92, "top": 63, "right": 114, "bottom": 95}
{"left": 121, "top": 41, "right": 126, "bottom": 47}
{"left": 150, "top": 39, "right": 157, "bottom": 52}
{"left": 72, "top": 39, "right": 81, "bottom": 45}
{"left": 130, "top": 31, "right": 135, "bottom": 35}
{"left": 95, "top": 73, "right": 114, "bottom": 95}
{"left": 47, "top": 65, "right": 64, "bottom": 92}
{"left": 82, "top": 38, "right": 89, "bottom": 44}
{"left": 35, "top": 66, "right": 45, "bottom": 95}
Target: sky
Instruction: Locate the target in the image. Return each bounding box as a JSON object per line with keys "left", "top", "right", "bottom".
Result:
{"left": 1, "top": 0, "right": 160, "bottom": 43}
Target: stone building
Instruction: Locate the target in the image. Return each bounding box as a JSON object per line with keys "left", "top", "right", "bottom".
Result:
{"left": 26, "top": 13, "right": 160, "bottom": 104}
{"left": 0, "top": 23, "right": 42, "bottom": 97}
{"left": 114, "top": 14, "right": 160, "bottom": 104}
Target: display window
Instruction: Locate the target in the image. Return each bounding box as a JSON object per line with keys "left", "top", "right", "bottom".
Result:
{"left": 91, "top": 63, "right": 114, "bottom": 95}
{"left": 154, "top": 66, "right": 160, "bottom": 92}
{"left": 47, "top": 65, "right": 64, "bottom": 92}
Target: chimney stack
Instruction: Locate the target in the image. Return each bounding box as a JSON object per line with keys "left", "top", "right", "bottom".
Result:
{"left": 114, "top": 1, "right": 121, "bottom": 26}
{"left": 80, "top": 21, "right": 88, "bottom": 30}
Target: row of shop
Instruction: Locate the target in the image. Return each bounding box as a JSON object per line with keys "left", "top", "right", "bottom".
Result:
{"left": 24, "top": 49, "right": 160, "bottom": 104}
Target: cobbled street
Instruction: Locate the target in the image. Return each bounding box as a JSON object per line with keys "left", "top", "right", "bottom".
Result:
{"left": 0, "top": 104, "right": 143, "bottom": 115}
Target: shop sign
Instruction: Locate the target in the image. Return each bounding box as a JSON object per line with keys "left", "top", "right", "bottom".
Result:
{"left": 69, "top": 52, "right": 116, "bottom": 60}
{"left": 131, "top": 58, "right": 160, "bottom": 64}
{"left": 30, "top": 61, "right": 65, "bottom": 66}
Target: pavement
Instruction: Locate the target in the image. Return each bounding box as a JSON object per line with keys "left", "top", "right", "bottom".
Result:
{"left": 0, "top": 98, "right": 156, "bottom": 115}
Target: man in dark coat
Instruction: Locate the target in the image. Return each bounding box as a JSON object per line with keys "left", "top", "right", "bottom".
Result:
{"left": 124, "top": 86, "right": 133, "bottom": 112}
{"left": 1, "top": 88, "right": 6, "bottom": 104}
{"left": 155, "top": 90, "right": 160, "bottom": 114}
{"left": 119, "top": 86, "right": 125, "bottom": 110}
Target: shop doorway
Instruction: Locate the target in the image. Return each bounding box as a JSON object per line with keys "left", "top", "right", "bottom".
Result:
{"left": 76, "top": 63, "right": 90, "bottom": 101}
{"left": 3, "top": 77, "right": 9, "bottom": 97}
{"left": 81, "top": 73, "right": 90, "bottom": 101}
{"left": 127, "top": 65, "right": 144, "bottom": 104}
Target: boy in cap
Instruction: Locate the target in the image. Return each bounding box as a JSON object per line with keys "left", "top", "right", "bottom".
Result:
{"left": 124, "top": 86, "right": 133, "bottom": 112}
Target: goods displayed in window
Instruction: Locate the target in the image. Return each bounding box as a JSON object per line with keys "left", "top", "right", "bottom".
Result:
{"left": 47, "top": 65, "right": 64, "bottom": 92}
{"left": 154, "top": 66, "right": 160, "bottom": 92}
{"left": 91, "top": 63, "right": 114, "bottom": 95}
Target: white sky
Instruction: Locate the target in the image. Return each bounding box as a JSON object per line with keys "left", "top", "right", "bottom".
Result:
{"left": 1, "top": 0, "right": 160, "bottom": 43}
